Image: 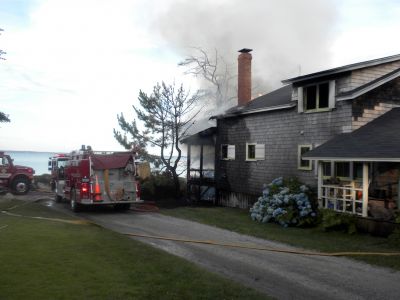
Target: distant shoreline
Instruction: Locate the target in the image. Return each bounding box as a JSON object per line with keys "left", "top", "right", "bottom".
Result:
{"left": 3, "top": 150, "right": 62, "bottom": 154}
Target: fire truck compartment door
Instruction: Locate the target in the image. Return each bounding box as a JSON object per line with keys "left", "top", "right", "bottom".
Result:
{"left": 94, "top": 169, "right": 136, "bottom": 201}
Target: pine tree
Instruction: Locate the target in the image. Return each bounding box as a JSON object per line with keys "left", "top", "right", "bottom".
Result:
{"left": 0, "top": 28, "right": 9, "bottom": 123}
{"left": 114, "top": 82, "right": 201, "bottom": 197}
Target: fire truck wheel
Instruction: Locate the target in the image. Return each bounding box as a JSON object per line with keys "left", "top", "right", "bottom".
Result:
{"left": 70, "top": 189, "right": 81, "bottom": 212}
{"left": 12, "top": 176, "right": 30, "bottom": 195}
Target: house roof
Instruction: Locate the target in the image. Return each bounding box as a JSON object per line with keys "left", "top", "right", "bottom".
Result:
{"left": 214, "top": 85, "right": 294, "bottom": 119}
{"left": 282, "top": 53, "right": 400, "bottom": 85}
{"left": 303, "top": 108, "right": 400, "bottom": 162}
{"left": 336, "top": 67, "right": 400, "bottom": 101}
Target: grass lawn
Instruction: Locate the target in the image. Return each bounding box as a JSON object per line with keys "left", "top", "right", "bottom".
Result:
{"left": 0, "top": 198, "right": 269, "bottom": 300}
{"left": 160, "top": 205, "right": 400, "bottom": 270}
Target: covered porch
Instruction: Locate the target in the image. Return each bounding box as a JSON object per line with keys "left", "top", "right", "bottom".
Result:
{"left": 180, "top": 127, "right": 216, "bottom": 203}
{"left": 304, "top": 108, "right": 400, "bottom": 217}
{"left": 315, "top": 160, "right": 400, "bottom": 217}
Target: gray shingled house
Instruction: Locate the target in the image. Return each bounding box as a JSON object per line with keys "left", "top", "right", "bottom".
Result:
{"left": 183, "top": 50, "right": 400, "bottom": 217}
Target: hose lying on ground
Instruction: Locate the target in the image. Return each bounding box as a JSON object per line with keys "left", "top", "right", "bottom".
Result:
{"left": 122, "top": 232, "right": 400, "bottom": 257}
{"left": 2, "top": 199, "right": 400, "bottom": 257}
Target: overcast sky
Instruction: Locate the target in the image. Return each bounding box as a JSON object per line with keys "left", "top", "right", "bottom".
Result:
{"left": 1, "top": 0, "right": 400, "bottom": 152}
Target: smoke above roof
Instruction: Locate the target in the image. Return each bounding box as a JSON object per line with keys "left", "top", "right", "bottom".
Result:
{"left": 154, "top": 0, "right": 338, "bottom": 95}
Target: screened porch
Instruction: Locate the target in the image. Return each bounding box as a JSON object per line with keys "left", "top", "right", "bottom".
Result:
{"left": 303, "top": 108, "right": 400, "bottom": 217}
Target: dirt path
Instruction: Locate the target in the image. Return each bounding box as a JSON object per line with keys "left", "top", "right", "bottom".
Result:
{"left": 39, "top": 199, "right": 400, "bottom": 300}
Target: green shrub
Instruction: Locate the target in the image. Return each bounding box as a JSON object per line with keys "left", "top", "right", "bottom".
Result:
{"left": 250, "top": 177, "right": 318, "bottom": 227}
{"left": 319, "top": 209, "right": 357, "bottom": 234}
{"left": 389, "top": 212, "right": 400, "bottom": 245}
{"left": 32, "top": 174, "right": 52, "bottom": 190}
{"left": 140, "top": 172, "right": 186, "bottom": 201}
{"left": 34, "top": 174, "right": 51, "bottom": 185}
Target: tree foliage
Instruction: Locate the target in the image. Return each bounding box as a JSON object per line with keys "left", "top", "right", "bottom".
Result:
{"left": 0, "top": 28, "right": 5, "bottom": 60}
{"left": 0, "top": 28, "right": 9, "bottom": 124}
{"left": 0, "top": 112, "right": 10, "bottom": 123}
{"left": 114, "top": 82, "right": 202, "bottom": 196}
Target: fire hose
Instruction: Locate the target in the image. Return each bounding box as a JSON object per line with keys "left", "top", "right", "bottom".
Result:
{"left": 1, "top": 200, "right": 400, "bottom": 257}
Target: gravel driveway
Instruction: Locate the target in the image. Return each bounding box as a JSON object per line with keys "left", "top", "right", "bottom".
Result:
{"left": 43, "top": 200, "right": 400, "bottom": 300}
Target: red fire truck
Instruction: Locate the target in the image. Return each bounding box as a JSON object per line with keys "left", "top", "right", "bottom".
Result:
{"left": 49, "top": 145, "right": 141, "bottom": 212}
{"left": 0, "top": 151, "right": 35, "bottom": 194}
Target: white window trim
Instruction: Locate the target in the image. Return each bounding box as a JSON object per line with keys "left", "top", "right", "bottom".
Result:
{"left": 246, "top": 143, "right": 265, "bottom": 161}
{"left": 334, "top": 161, "right": 353, "bottom": 181}
{"left": 298, "top": 144, "right": 312, "bottom": 170}
{"left": 323, "top": 161, "right": 363, "bottom": 182}
{"left": 301, "top": 80, "right": 335, "bottom": 113}
{"left": 322, "top": 160, "right": 334, "bottom": 179}
{"left": 246, "top": 143, "right": 257, "bottom": 161}
{"left": 221, "top": 144, "right": 235, "bottom": 160}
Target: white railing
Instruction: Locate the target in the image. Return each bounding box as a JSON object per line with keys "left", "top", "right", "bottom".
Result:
{"left": 320, "top": 184, "right": 364, "bottom": 216}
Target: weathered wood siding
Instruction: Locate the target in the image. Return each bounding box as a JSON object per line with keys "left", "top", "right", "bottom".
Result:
{"left": 338, "top": 61, "right": 400, "bottom": 93}
{"left": 352, "top": 77, "right": 400, "bottom": 129}
{"left": 215, "top": 100, "right": 353, "bottom": 200}
{"left": 216, "top": 62, "right": 400, "bottom": 208}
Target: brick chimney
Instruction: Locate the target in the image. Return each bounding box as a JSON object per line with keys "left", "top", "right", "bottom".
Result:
{"left": 238, "top": 48, "right": 252, "bottom": 106}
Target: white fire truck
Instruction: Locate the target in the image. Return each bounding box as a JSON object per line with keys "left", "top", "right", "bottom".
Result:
{"left": 49, "top": 145, "right": 141, "bottom": 212}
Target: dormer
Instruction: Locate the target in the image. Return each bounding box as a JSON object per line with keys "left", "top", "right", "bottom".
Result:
{"left": 282, "top": 54, "right": 400, "bottom": 114}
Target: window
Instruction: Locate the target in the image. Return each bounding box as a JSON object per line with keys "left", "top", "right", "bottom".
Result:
{"left": 335, "top": 162, "right": 350, "bottom": 179}
{"left": 298, "top": 145, "right": 312, "bottom": 170}
{"left": 221, "top": 145, "right": 228, "bottom": 159}
{"left": 247, "top": 144, "right": 256, "bottom": 159}
{"left": 1, "top": 157, "right": 9, "bottom": 166}
{"left": 322, "top": 161, "right": 332, "bottom": 178}
{"left": 221, "top": 144, "right": 235, "bottom": 160}
{"left": 246, "top": 143, "right": 265, "bottom": 161}
{"left": 304, "top": 82, "right": 329, "bottom": 111}
{"left": 353, "top": 162, "right": 363, "bottom": 179}
{"left": 322, "top": 161, "right": 362, "bottom": 180}
{"left": 298, "top": 80, "right": 335, "bottom": 113}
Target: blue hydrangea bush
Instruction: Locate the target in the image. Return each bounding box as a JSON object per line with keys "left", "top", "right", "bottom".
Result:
{"left": 250, "top": 177, "right": 317, "bottom": 227}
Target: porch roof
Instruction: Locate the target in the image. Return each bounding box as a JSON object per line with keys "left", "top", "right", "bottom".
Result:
{"left": 180, "top": 127, "right": 216, "bottom": 145}
{"left": 303, "top": 108, "right": 400, "bottom": 162}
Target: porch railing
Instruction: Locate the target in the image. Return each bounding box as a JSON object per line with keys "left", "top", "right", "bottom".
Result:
{"left": 320, "top": 184, "right": 364, "bottom": 216}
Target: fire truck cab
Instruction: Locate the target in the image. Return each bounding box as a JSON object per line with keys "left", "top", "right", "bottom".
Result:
{"left": 49, "top": 146, "right": 141, "bottom": 212}
{"left": 0, "top": 151, "right": 35, "bottom": 194}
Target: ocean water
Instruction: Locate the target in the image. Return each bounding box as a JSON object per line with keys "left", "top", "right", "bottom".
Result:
{"left": 2, "top": 151, "right": 188, "bottom": 176}
{"left": 4, "top": 151, "right": 56, "bottom": 175}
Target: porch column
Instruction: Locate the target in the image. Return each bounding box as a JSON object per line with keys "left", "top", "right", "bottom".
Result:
{"left": 397, "top": 166, "right": 400, "bottom": 209}
{"left": 199, "top": 145, "right": 204, "bottom": 181}
{"left": 362, "top": 162, "right": 369, "bottom": 217}
{"left": 186, "top": 144, "right": 191, "bottom": 182}
{"left": 317, "top": 161, "right": 323, "bottom": 208}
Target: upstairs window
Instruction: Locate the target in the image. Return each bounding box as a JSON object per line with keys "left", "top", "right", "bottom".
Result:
{"left": 298, "top": 80, "right": 335, "bottom": 113}
{"left": 304, "top": 82, "right": 329, "bottom": 111}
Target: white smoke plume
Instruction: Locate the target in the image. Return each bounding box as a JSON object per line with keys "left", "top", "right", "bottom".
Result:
{"left": 154, "top": 0, "right": 338, "bottom": 96}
